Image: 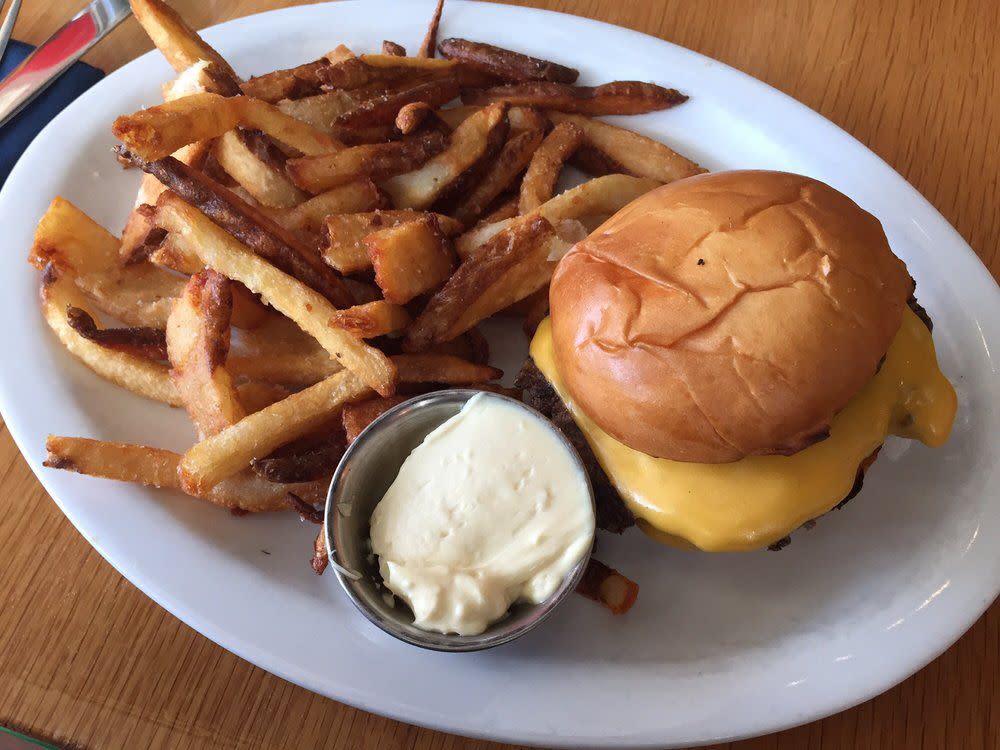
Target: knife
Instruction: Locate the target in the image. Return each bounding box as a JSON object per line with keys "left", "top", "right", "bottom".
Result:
{"left": 0, "top": 0, "right": 131, "bottom": 129}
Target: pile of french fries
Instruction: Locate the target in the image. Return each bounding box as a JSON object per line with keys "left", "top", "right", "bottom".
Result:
{"left": 36, "top": 0, "right": 701, "bottom": 613}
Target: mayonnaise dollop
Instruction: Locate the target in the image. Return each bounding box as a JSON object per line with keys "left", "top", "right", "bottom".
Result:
{"left": 369, "top": 393, "right": 595, "bottom": 636}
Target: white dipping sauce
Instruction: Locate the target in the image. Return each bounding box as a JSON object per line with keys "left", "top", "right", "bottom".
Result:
{"left": 369, "top": 393, "right": 595, "bottom": 636}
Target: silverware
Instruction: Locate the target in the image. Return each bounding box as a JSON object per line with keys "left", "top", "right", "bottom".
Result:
{"left": 0, "top": 0, "right": 24, "bottom": 65}
{"left": 0, "top": 0, "right": 131, "bottom": 129}
{"left": 325, "top": 389, "right": 594, "bottom": 652}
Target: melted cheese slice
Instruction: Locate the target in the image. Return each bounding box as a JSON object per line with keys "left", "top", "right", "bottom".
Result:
{"left": 530, "top": 307, "right": 957, "bottom": 551}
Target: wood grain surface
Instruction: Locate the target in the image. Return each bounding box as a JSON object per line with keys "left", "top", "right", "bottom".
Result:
{"left": 3, "top": 1, "right": 998, "bottom": 749}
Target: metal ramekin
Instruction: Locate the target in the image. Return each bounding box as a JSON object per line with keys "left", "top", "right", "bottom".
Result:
{"left": 324, "top": 389, "right": 595, "bottom": 652}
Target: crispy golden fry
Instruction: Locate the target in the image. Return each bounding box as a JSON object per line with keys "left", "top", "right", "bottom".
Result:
{"left": 40, "top": 266, "right": 180, "bottom": 406}
{"left": 365, "top": 217, "right": 456, "bottom": 304}
{"left": 417, "top": 0, "right": 445, "bottom": 57}
{"left": 228, "top": 322, "right": 341, "bottom": 385}
{"left": 77, "top": 264, "right": 184, "bottom": 329}
{"left": 113, "top": 93, "right": 342, "bottom": 162}
{"left": 438, "top": 38, "right": 578, "bottom": 83}
{"left": 242, "top": 47, "right": 364, "bottom": 102}
{"left": 342, "top": 395, "right": 409, "bottom": 444}
{"left": 382, "top": 40, "right": 407, "bottom": 56}
{"left": 276, "top": 90, "right": 359, "bottom": 134}
{"left": 464, "top": 80, "right": 688, "bottom": 115}
{"left": 286, "top": 131, "right": 446, "bottom": 193}
{"left": 212, "top": 130, "right": 308, "bottom": 208}
{"left": 382, "top": 102, "right": 508, "bottom": 209}
{"left": 336, "top": 78, "right": 460, "bottom": 129}
{"left": 235, "top": 381, "right": 291, "bottom": 413}
{"left": 30, "top": 197, "right": 121, "bottom": 275}
{"left": 519, "top": 120, "right": 584, "bottom": 213}
{"left": 123, "top": 148, "right": 355, "bottom": 307}
{"left": 322, "top": 209, "right": 462, "bottom": 274}
{"left": 575, "top": 558, "right": 639, "bottom": 615}
{"left": 178, "top": 369, "right": 372, "bottom": 493}
{"left": 433, "top": 103, "right": 539, "bottom": 131}
{"left": 455, "top": 173, "right": 660, "bottom": 259}
{"left": 130, "top": 0, "right": 241, "bottom": 90}
{"left": 252, "top": 430, "right": 345, "bottom": 483}
{"left": 395, "top": 101, "right": 435, "bottom": 134}
{"left": 391, "top": 354, "right": 502, "bottom": 384}
{"left": 44, "top": 436, "right": 326, "bottom": 511}
{"left": 167, "top": 271, "right": 246, "bottom": 437}
{"left": 120, "top": 204, "right": 165, "bottom": 264}
{"left": 327, "top": 300, "right": 412, "bottom": 338}
{"left": 548, "top": 112, "right": 704, "bottom": 183}
{"left": 156, "top": 194, "right": 396, "bottom": 395}
{"left": 265, "top": 179, "right": 388, "bottom": 234}
{"left": 449, "top": 124, "right": 545, "bottom": 226}
{"left": 65, "top": 307, "right": 168, "bottom": 360}
{"left": 404, "top": 214, "right": 554, "bottom": 350}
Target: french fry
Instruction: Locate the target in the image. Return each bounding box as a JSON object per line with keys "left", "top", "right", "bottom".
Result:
{"left": 548, "top": 112, "right": 704, "bottom": 183}
{"left": 130, "top": 0, "right": 241, "bottom": 91}
{"left": 365, "top": 217, "right": 456, "bottom": 304}
{"left": 252, "top": 430, "right": 345, "bottom": 483}
{"left": 113, "top": 93, "right": 342, "bottom": 162}
{"left": 178, "top": 368, "right": 372, "bottom": 493}
{"left": 448, "top": 124, "right": 545, "bottom": 226}
{"left": 336, "top": 78, "right": 460, "bottom": 129}
{"left": 417, "top": 0, "right": 445, "bottom": 57}
{"left": 464, "top": 80, "right": 688, "bottom": 116}
{"left": 265, "top": 179, "right": 388, "bottom": 234}
{"left": 121, "top": 147, "right": 355, "bottom": 307}
{"left": 44, "top": 436, "right": 327, "bottom": 511}
{"left": 276, "top": 90, "right": 359, "bottom": 134}
{"left": 391, "top": 354, "right": 502, "bottom": 384}
{"left": 404, "top": 214, "right": 554, "bottom": 350}
{"left": 323, "top": 210, "right": 462, "bottom": 274}
{"left": 382, "top": 102, "right": 509, "bottom": 209}
{"left": 477, "top": 193, "right": 519, "bottom": 225}
{"left": 575, "top": 558, "right": 639, "bottom": 615}
{"left": 519, "top": 120, "right": 584, "bottom": 213}
{"left": 286, "top": 131, "right": 447, "bottom": 193}
{"left": 342, "top": 396, "right": 409, "bottom": 443}
{"left": 155, "top": 193, "right": 396, "bottom": 395}
{"left": 327, "top": 300, "right": 412, "bottom": 338}
{"left": 39, "top": 266, "right": 180, "bottom": 406}
{"left": 438, "top": 38, "right": 579, "bottom": 83}
{"left": 242, "top": 47, "right": 368, "bottom": 103}
{"left": 65, "top": 307, "right": 167, "bottom": 360}
{"left": 120, "top": 204, "right": 165, "bottom": 264}
{"left": 212, "top": 129, "right": 308, "bottom": 208}
{"left": 382, "top": 40, "right": 407, "bottom": 57}
{"left": 395, "top": 101, "right": 438, "bottom": 134}
{"left": 235, "top": 381, "right": 291, "bottom": 413}
{"left": 167, "top": 271, "right": 246, "bottom": 438}
{"left": 312, "top": 527, "right": 329, "bottom": 574}
{"left": 359, "top": 53, "right": 457, "bottom": 72}
{"left": 230, "top": 284, "right": 272, "bottom": 329}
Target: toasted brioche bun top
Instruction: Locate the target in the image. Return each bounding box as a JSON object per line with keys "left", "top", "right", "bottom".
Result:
{"left": 549, "top": 170, "right": 913, "bottom": 463}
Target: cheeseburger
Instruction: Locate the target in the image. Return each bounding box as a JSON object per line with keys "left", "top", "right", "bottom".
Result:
{"left": 517, "top": 170, "right": 957, "bottom": 551}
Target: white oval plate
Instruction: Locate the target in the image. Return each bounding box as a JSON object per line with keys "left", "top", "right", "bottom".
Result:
{"left": 0, "top": 2, "right": 997, "bottom": 747}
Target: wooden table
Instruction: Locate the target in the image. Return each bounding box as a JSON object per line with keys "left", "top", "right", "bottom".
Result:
{"left": 3, "top": 1, "right": 997, "bottom": 748}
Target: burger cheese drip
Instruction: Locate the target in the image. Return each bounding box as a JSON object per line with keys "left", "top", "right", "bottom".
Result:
{"left": 530, "top": 307, "right": 956, "bottom": 551}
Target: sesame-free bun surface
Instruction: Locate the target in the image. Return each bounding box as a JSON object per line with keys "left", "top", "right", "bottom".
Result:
{"left": 549, "top": 170, "right": 913, "bottom": 463}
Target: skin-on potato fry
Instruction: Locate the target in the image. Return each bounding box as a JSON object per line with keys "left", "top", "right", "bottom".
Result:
{"left": 519, "top": 120, "right": 584, "bottom": 213}
{"left": 382, "top": 41, "right": 407, "bottom": 57}
{"left": 404, "top": 214, "right": 554, "bottom": 350}
{"left": 365, "top": 217, "right": 456, "bottom": 304}
{"left": 286, "top": 131, "right": 447, "bottom": 194}
{"left": 211, "top": 129, "right": 308, "bottom": 208}
{"left": 284, "top": 491, "right": 326, "bottom": 522}
{"left": 120, "top": 147, "right": 355, "bottom": 308}
{"left": 391, "top": 354, "right": 502, "bottom": 384}
{"left": 417, "top": 0, "right": 445, "bottom": 57}
{"left": 130, "top": 0, "right": 241, "bottom": 91}
{"left": 322, "top": 209, "right": 462, "bottom": 274}
{"left": 548, "top": 112, "right": 704, "bottom": 183}
{"left": 167, "top": 271, "right": 247, "bottom": 438}
{"left": 155, "top": 193, "right": 396, "bottom": 395}
{"left": 44, "top": 436, "right": 327, "bottom": 512}
{"left": 264, "top": 179, "right": 388, "bottom": 234}
{"left": 120, "top": 204, "right": 166, "bottom": 265}
{"left": 342, "top": 395, "right": 409, "bottom": 444}
{"left": 336, "top": 78, "right": 460, "bottom": 129}
{"left": 178, "top": 368, "right": 373, "bottom": 494}
{"left": 463, "top": 80, "right": 688, "bottom": 116}
{"left": 394, "top": 101, "right": 450, "bottom": 135}
{"left": 112, "top": 93, "right": 342, "bottom": 162}
{"left": 312, "top": 528, "right": 329, "bottom": 574}
{"left": 438, "top": 38, "right": 579, "bottom": 84}
{"left": 382, "top": 102, "right": 509, "bottom": 209}
{"left": 242, "top": 56, "right": 342, "bottom": 102}
{"left": 66, "top": 307, "right": 168, "bottom": 360}
{"left": 40, "top": 266, "right": 180, "bottom": 406}
{"left": 276, "top": 90, "right": 359, "bottom": 134}
{"left": 252, "top": 430, "right": 346, "bottom": 483}
{"left": 575, "top": 558, "right": 639, "bottom": 615}
{"left": 327, "top": 300, "right": 412, "bottom": 338}
{"left": 448, "top": 123, "right": 546, "bottom": 226}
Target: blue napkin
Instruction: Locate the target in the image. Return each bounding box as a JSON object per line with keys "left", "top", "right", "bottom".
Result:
{"left": 0, "top": 40, "right": 105, "bottom": 188}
